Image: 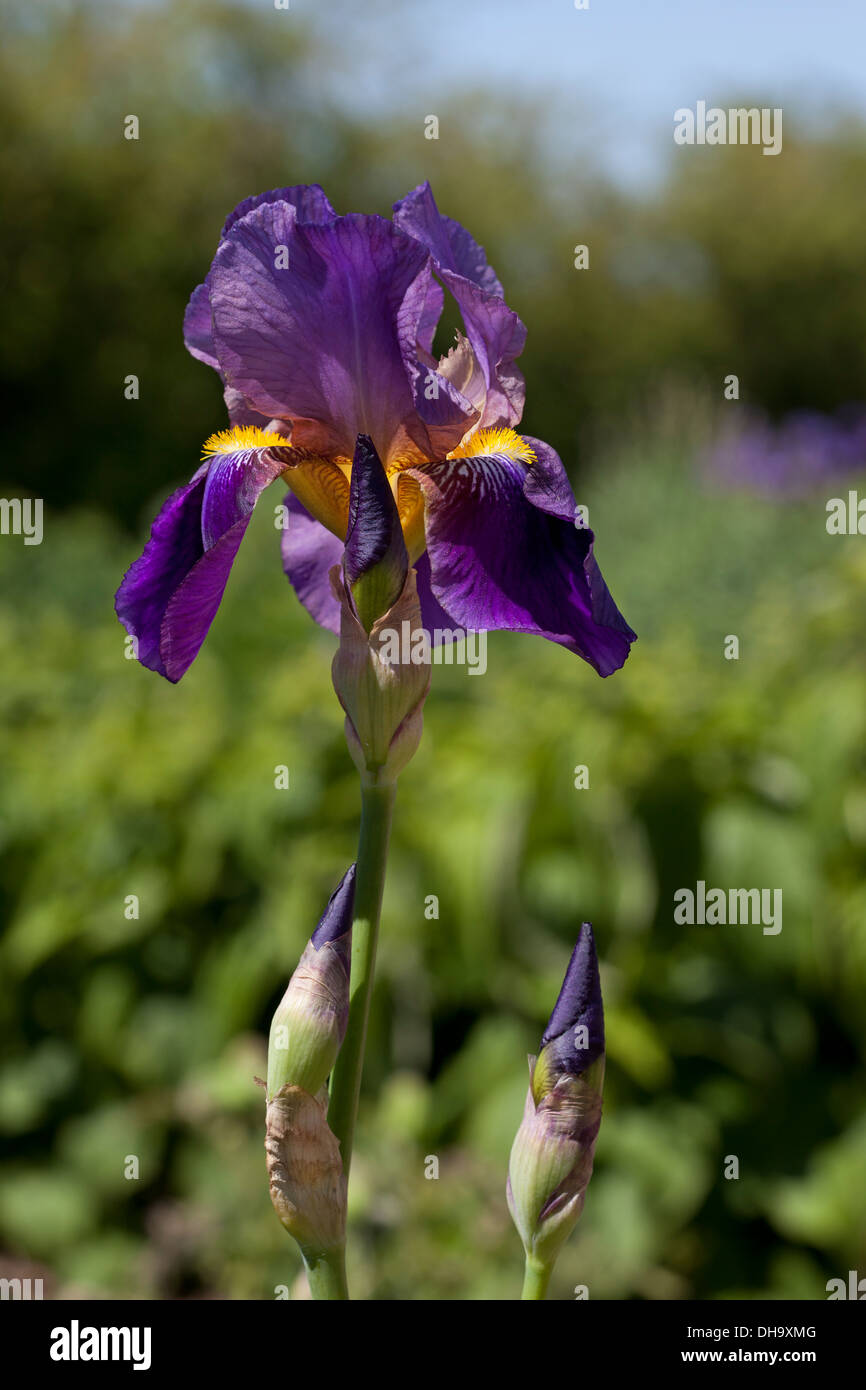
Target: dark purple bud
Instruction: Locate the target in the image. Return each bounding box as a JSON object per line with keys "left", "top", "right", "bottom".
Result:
{"left": 343, "top": 434, "right": 409, "bottom": 632}
{"left": 542, "top": 924, "right": 604, "bottom": 1060}
{"left": 311, "top": 862, "right": 356, "bottom": 971}
{"left": 532, "top": 923, "right": 604, "bottom": 1100}
{"left": 507, "top": 926, "right": 606, "bottom": 1273}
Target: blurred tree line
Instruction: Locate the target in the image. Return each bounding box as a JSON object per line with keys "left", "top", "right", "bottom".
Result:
{"left": 3, "top": 0, "right": 866, "bottom": 523}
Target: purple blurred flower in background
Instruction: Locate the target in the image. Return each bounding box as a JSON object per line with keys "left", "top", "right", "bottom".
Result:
{"left": 115, "top": 182, "right": 635, "bottom": 681}
{"left": 706, "top": 406, "right": 866, "bottom": 497}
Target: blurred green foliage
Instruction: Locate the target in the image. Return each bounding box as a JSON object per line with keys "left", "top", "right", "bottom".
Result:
{"left": 1, "top": 416, "right": 865, "bottom": 1298}
{"left": 1, "top": 0, "right": 865, "bottom": 1300}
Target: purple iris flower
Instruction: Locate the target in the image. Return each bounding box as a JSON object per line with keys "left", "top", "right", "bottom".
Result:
{"left": 115, "top": 183, "right": 635, "bottom": 682}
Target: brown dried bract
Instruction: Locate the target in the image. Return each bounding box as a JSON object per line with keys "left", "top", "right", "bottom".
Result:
{"left": 265, "top": 1084, "right": 347, "bottom": 1255}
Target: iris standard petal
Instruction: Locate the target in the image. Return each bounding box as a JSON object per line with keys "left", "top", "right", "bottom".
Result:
{"left": 393, "top": 180, "right": 504, "bottom": 295}
{"left": 393, "top": 181, "right": 527, "bottom": 429}
{"left": 183, "top": 282, "right": 220, "bottom": 370}
{"left": 416, "top": 274, "right": 444, "bottom": 358}
{"left": 219, "top": 183, "right": 337, "bottom": 241}
{"left": 184, "top": 289, "right": 275, "bottom": 429}
{"left": 184, "top": 185, "right": 338, "bottom": 381}
{"left": 210, "top": 208, "right": 463, "bottom": 463}
{"left": 222, "top": 384, "right": 273, "bottom": 429}
{"left": 116, "top": 440, "right": 287, "bottom": 682}
{"left": 412, "top": 444, "right": 635, "bottom": 676}
{"left": 402, "top": 260, "right": 481, "bottom": 458}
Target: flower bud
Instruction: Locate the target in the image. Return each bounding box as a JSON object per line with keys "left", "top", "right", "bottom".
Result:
{"left": 507, "top": 924, "right": 605, "bottom": 1271}
{"left": 266, "top": 865, "right": 355, "bottom": 1101}
{"left": 330, "top": 563, "right": 430, "bottom": 786}
{"left": 343, "top": 434, "right": 409, "bottom": 633}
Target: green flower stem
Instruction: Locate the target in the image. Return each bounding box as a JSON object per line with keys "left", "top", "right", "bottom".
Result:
{"left": 303, "top": 1247, "right": 349, "bottom": 1301}
{"left": 327, "top": 778, "right": 396, "bottom": 1181}
{"left": 521, "top": 1256, "right": 553, "bottom": 1301}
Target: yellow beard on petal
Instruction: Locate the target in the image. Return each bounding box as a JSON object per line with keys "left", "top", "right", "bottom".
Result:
{"left": 201, "top": 423, "right": 534, "bottom": 563}
{"left": 447, "top": 426, "right": 537, "bottom": 467}
{"left": 201, "top": 425, "right": 352, "bottom": 538}
{"left": 279, "top": 429, "right": 535, "bottom": 559}
{"left": 201, "top": 424, "right": 287, "bottom": 458}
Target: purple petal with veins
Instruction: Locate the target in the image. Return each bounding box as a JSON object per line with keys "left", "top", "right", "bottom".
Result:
{"left": 412, "top": 442, "right": 635, "bottom": 676}
{"left": 115, "top": 444, "right": 286, "bottom": 682}
{"left": 393, "top": 182, "right": 526, "bottom": 428}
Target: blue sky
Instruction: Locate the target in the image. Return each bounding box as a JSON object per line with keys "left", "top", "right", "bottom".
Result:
{"left": 299, "top": 0, "right": 866, "bottom": 185}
